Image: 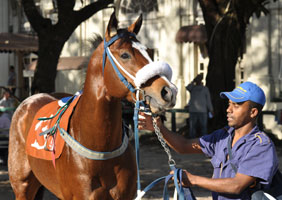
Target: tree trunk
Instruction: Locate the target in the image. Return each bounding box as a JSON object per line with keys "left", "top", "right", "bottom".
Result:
{"left": 206, "top": 18, "right": 241, "bottom": 129}
{"left": 198, "top": 0, "right": 246, "bottom": 130}
{"left": 198, "top": 0, "right": 273, "bottom": 130}
{"left": 32, "top": 36, "right": 65, "bottom": 93}
{"left": 21, "top": 0, "right": 113, "bottom": 94}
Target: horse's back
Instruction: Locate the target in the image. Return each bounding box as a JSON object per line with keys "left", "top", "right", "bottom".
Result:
{"left": 9, "top": 93, "right": 56, "bottom": 142}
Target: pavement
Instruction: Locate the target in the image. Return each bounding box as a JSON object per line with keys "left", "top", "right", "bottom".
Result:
{"left": 0, "top": 133, "right": 281, "bottom": 200}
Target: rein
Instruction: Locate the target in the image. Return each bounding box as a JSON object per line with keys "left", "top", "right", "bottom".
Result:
{"left": 103, "top": 33, "right": 195, "bottom": 199}
{"left": 37, "top": 33, "right": 140, "bottom": 163}
{"left": 102, "top": 33, "right": 146, "bottom": 194}
{"left": 134, "top": 116, "right": 196, "bottom": 200}
{"left": 38, "top": 32, "right": 187, "bottom": 199}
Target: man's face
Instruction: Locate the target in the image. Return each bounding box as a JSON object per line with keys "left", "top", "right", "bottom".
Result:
{"left": 4, "top": 92, "right": 10, "bottom": 99}
{"left": 226, "top": 100, "right": 254, "bottom": 128}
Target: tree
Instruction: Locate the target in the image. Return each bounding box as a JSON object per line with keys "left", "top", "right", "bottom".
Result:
{"left": 22, "top": 0, "right": 114, "bottom": 93}
{"left": 197, "top": 0, "right": 276, "bottom": 129}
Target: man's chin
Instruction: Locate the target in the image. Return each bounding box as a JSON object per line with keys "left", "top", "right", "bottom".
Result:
{"left": 227, "top": 122, "right": 234, "bottom": 127}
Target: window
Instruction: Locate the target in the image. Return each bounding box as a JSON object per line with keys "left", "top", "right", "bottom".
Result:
{"left": 120, "top": 0, "right": 158, "bottom": 14}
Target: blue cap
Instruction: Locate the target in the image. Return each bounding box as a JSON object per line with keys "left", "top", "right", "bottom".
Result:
{"left": 220, "top": 81, "right": 266, "bottom": 106}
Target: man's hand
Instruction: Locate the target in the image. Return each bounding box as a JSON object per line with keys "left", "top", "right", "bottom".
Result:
{"left": 170, "top": 169, "right": 195, "bottom": 188}
{"left": 138, "top": 112, "right": 162, "bottom": 132}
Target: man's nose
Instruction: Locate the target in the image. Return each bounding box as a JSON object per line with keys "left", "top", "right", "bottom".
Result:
{"left": 226, "top": 105, "right": 232, "bottom": 113}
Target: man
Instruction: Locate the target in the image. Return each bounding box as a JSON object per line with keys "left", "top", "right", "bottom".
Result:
{"left": 139, "top": 81, "right": 279, "bottom": 200}
{"left": 0, "top": 90, "right": 15, "bottom": 120}
{"left": 7, "top": 65, "right": 16, "bottom": 95}
{"left": 0, "top": 111, "right": 10, "bottom": 135}
{"left": 185, "top": 73, "right": 213, "bottom": 138}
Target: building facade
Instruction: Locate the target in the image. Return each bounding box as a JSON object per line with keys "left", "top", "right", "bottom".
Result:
{"left": 1, "top": 0, "right": 282, "bottom": 138}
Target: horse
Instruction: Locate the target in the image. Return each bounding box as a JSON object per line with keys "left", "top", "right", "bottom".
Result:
{"left": 8, "top": 12, "right": 177, "bottom": 200}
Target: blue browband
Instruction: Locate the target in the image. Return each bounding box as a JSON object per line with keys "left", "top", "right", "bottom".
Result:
{"left": 102, "top": 32, "right": 136, "bottom": 93}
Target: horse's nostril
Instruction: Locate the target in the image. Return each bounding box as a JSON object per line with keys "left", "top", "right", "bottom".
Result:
{"left": 161, "top": 86, "right": 172, "bottom": 102}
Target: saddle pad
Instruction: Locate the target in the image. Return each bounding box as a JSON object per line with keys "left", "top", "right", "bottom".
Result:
{"left": 26, "top": 95, "right": 81, "bottom": 160}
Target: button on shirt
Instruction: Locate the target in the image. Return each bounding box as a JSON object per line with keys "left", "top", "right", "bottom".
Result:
{"left": 199, "top": 126, "right": 279, "bottom": 200}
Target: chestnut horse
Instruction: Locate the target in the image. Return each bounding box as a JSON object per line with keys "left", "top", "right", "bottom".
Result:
{"left": 8, "top": 13, "right": 177, "bottom": 200}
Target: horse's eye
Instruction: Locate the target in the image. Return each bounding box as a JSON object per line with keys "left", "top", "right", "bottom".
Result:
{"left": 120, "top": 53, "right": 131, "bottom": 59}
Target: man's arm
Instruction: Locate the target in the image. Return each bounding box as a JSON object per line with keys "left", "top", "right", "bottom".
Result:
{"left": 183, "top": 170, "right": 256, "bottom": 194}
{"left": 185, "top": 83, "right": 194, "bottom": 92}
{"left": 205, "top": 87, "right": 214, "bottom": 113}
{"left": 138, "top": 112, "right": 203, "bottom": 154}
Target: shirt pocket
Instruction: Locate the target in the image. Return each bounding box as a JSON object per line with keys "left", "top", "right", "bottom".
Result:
{"left": 211, "top": 156, "right": 223, "bottom": 178}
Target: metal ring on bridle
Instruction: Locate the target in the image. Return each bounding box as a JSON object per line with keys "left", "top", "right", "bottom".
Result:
{"left": 168, "top": 159, "right": 176, "bottom": 166}
{"left": 131, "top": 88, "right": 145, "bottom": 102}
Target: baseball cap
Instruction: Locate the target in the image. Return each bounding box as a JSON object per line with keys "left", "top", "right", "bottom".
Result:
{"left": 220, "top": 81, "right": 266, "bottom": 106}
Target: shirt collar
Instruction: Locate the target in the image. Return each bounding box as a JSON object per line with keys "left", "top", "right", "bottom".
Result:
{"left": 227, "top": 125, "right": 260, "bottom": 137}
{"left": 227, "top": 125, "right": 261, "bottom": 148}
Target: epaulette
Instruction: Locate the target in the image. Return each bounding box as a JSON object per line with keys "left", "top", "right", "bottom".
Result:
{"left": 254, "top": 132, "right": 270, "bottom": 144}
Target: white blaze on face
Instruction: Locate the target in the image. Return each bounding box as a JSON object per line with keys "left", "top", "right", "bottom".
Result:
{"left": 132, "top": 41, "right": 153, "bottom": 63}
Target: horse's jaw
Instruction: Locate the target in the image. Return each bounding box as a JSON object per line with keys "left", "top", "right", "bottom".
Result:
{"left": 145, "top": 94, "right": 176, "bottom": 114}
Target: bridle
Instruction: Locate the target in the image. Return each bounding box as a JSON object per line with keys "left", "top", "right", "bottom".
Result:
{"left": 102, "top": 32, "right": 195, "bottom": 200}
{"left": 102, "top": 32, "right": 137, "bottom": 93}
{"left": 102, "top": 32, "right": 147, "bottom": 194}
{"left": 102, "top": 31, "right": 174, "bottom": 97}
{"left": 102, "top": 32, "right": 174, "bottom": 195}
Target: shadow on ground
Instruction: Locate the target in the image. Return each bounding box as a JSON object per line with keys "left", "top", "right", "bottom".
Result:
{"left": 1, "top": 132, "right": 281, "bottom": 199}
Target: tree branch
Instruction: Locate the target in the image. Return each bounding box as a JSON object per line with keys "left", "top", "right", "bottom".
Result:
{"left": 74, "top": 0, "right": 114, "bottom": 25}
{"left": 22, "top": 0, "right": 52, "bottom": 33}
{"left": 57, "top": 0, "right": 76, "bottom": 19}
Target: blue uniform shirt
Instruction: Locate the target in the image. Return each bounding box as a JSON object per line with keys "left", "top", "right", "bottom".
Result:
{"left": 199, "top": 125, "right": 279, "bottom": 200}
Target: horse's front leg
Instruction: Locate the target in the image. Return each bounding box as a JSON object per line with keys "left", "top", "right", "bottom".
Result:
{"left": 89, "top": 187, "right": 112, "bottom": 200}
{"left": 109, "top": 167, "right": 137, "bottom": 200}
{"left": 109, "top": 151, "right": 137, "bottom": 200}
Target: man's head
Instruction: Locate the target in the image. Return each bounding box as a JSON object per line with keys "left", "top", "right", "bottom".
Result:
{"left": 9, "top": 65, "right": 14, "bottom": 71}
{"left": 220, "top": 82, "right": 265, "bottom": 128}
{"left": 3, "top": 90, "right": 11, "bottom": 99}
{"left": 220, "top": 81, "right": 265, "bottom": 107}
{"left": 194, "top": 73, "right": 203, "bottom": 85}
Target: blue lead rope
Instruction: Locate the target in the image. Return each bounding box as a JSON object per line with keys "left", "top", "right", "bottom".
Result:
{"left": 168, "top": 164, "right": 196, "bottom": 200}
{"left": 102, "top": 32, "right": 196, "bottom": 199}
{"left": 135, "top": 164, "right": 196, "bottom": 200}
{"left": 133, "top": 99, "right": 146, "bottom": 193}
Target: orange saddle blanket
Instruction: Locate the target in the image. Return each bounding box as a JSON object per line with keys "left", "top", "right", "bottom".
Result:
{"left": 26, "top": 94, "right": 81, "bottom": 160}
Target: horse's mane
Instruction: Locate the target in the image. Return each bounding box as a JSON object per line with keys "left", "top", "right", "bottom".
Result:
{"left": 77, "top": 34, "right": 103, "bottom": 91}
{"left": 88, "top": 33, "right": 103, "bottom": 51}
{"left": 117, "top": 29, "right": 138, "bottom": 47}
{"left": 88, "top": 30, "right": 137, "bottom": 52}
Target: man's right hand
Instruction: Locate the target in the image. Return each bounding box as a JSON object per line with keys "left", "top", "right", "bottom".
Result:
{"left": 138, "top": 112, "right": 162, "bottom": 132}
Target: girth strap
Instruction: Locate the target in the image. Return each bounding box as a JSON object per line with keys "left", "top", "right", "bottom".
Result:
{"left": 59, "top": 127, "right": 129, "bottom": 160}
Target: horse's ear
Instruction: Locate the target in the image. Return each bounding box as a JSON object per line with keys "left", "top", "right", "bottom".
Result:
{"left": 106, "top": 11, "right": 118, "bottom": 40}
{"left": 128, "top": 14, "right": 143, "bottom": 35}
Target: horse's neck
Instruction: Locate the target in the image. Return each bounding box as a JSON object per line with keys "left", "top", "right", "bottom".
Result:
{"left": 72, "top": 90, "right": 123, "bottom": 151}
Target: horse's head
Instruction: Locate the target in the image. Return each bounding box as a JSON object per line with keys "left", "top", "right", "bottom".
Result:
{"left": 101, "top": 12, "right": 177, "bottom": 113}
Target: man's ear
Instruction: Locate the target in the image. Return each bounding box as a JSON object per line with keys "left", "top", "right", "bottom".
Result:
{"left": 250, "top": 107, "right": 259, "bottom": 119}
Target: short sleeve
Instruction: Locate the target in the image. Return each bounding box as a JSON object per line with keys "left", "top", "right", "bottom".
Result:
{"left": 238, "top": 142, "right": 278, "bottom": 184}
{"left": 199, "top": 129, "right": 226, "bottom": 158}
